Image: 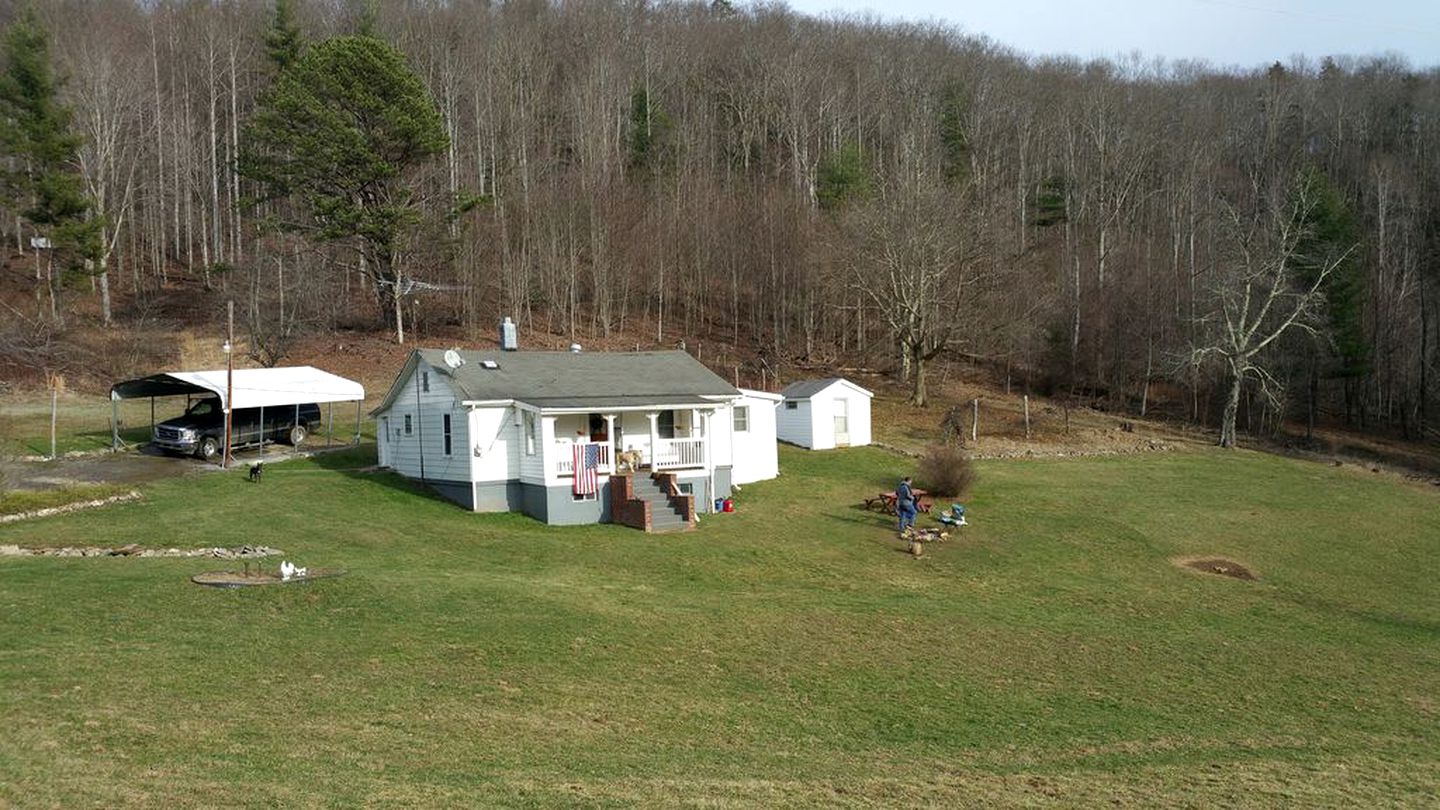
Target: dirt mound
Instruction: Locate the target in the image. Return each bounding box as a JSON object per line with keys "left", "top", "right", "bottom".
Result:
{"left": 1176, "top": 556, "right": 1256, "bottom": 581}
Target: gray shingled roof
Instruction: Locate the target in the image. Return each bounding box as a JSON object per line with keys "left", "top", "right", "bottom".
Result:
{"left": 376, "top": 349, "right": 739, "bottom": 412}
{"left": 780, "top": 378, "right": 847, "bottom": 399}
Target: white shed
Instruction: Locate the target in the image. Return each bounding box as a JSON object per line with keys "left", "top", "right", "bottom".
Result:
{"left": 776, "top": 378, "right": 873, "bottom": 450}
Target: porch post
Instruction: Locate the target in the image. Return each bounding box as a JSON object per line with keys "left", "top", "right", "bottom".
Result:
{"left": 646, "top": 411, "right": 660, "bottom": 469}
{"left": 700, "top": 410, "right": 714, "bottom": 512}
{"left": 603, "top": 413, "right": 617, "bottom": 468}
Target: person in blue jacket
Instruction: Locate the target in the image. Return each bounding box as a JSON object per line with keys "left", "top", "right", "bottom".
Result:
{"left": 896, "top": 476, "right": 917, "bottom": 535}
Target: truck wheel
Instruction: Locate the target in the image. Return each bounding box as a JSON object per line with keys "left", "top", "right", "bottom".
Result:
{"left": 196, "top": 436, "right": 220, "bottom": 462}
{"left": 288, "top": 424, "right": 308, "bottom": 446}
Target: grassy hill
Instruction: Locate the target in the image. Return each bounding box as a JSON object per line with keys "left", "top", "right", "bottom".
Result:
{"left": 1, "top": 444, "right": 1437, "bottom": 806}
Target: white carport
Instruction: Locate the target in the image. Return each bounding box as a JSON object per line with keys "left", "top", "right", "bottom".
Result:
{"left": 109, "top": 366, "right": 366, "bottom": 462}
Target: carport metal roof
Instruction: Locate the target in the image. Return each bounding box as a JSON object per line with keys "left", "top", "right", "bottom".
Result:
{"left": 111, "top": 366, "right": 365, "bottom": 413}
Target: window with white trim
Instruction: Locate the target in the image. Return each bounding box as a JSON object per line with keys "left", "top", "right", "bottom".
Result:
{"left": 442, "top": 413, "right": 452, "bottom": 455}
{"left": 422, "top": 371, "right": 430, "bottom": 392}
{"left": 524, "top": 411, "right": 537, "bottom": 455}
{"left": 404, "top": 414, "right": 412, "bottom": 435}
{"left": 733, "top": 406, "right": 749, "bottom": 432}
{"left": 785, "top": 401, "right": 799, "bottom": 410}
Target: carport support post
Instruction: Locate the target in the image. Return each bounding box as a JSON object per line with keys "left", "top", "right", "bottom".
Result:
{"left": 353, "top": 401, "right": 361, "bottom": 445}
{"left": 327, "top": 403, "right": 334, "bottom": 447}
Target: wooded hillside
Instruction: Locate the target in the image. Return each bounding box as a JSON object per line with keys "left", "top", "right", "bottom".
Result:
{"left": 2, "top": 0, "right": 1437, "bottom": 444}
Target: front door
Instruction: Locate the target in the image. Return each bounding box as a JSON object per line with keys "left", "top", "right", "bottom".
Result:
{"left": 834, "top": 398, "right": 850, "bottom": 446}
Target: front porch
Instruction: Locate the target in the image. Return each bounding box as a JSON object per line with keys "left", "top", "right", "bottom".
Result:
{"left": 540, "top": 407, "right": 717, "bottom": 481}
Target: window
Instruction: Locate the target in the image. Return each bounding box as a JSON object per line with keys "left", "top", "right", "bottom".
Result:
{"left": 421, "top": 371, "right": 430, "bottom": 392}
{"left": 381, "top": 416, "right": 390, "bottom": 441}
{"left": 442, "top": 413, "right": 452, "bottom": 455}
{"left": 658, "top": 410, "right": 676, "bottom": 439}
{"left": 732, "top": 406, "right": 749, "bottom": 432}
{"left": 571, "top": 491, "right": 597, "bottom": 502}
{"left": 404, "top": 414, "right": 412, "bottom": 435}
{"left": 785, "top": 401, "right": 799, "bottom": 410}
{"left": 524, "top": 411, "right": 537, "bottom": 455}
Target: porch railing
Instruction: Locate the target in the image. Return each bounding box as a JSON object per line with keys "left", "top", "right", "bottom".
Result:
{"left": 555, "top": 441, "right": 613, "bottom": 476}
{"left": 652, "top": 438, "right": 705, "bottom": 470}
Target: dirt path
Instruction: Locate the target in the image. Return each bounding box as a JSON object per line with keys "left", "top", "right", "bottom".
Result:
{"left": 5, "top": 447, "right": 203, "bottom": 491}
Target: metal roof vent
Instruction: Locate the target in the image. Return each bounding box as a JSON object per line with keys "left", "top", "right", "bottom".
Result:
{"left": 480, "top": 360, "right": 499, "bottom": 370}
{"left": 569, "top": 343, "right": 582, "bottom": 353}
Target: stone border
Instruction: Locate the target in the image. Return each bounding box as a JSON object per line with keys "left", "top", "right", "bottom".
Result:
{"left": 0, "top": 543, "right": 282, "bottom": 559}
{"left": 0, "top": 491, "right": 143, "bottom": 524}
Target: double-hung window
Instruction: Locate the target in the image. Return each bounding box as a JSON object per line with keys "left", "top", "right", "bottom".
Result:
{"left": 733, "top": 406, "right": 750, "bottom": 432}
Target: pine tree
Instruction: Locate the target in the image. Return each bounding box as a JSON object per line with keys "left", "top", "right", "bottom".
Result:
{"left": 239, "top": 35, "right": 448, "bottom": 343}
{"left": 0, "top": 7, "right": 101, "bottom": 324}
{"left": 264, "top": 0, "right": 305, "bottom": 73}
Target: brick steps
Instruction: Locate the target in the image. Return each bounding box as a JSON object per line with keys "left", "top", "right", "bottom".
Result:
{"left": 610, "top": 473, "right": 695, "bottom": 533}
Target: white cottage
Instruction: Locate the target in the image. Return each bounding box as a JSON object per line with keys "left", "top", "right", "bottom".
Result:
{"left": 776, "top": 377, "right": 874, "bottom": 449}
{"left": 371, "top": 349, "right": 779, "bottom": 530}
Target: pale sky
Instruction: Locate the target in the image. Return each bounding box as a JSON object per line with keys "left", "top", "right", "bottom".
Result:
{"left": 780, "top": 0, "right": 1440, "bottom": 70}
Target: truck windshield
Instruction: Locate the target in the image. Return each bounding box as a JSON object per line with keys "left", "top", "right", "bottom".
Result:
{"left": 187, "top": 399, "right": 219, "bottom": 417}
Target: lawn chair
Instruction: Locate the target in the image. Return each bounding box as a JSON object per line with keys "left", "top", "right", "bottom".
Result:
{"left": 936, "top": 503, "right": 967, "bottom": 528}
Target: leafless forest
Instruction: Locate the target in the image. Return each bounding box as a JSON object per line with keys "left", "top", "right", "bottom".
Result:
{"left": 2, "top": 0, "right": 1438, "bottom": 442}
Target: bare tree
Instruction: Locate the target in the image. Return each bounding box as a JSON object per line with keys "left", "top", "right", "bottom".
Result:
{"left": 1189, "top": 176, "right": 1353, "bottom": 447}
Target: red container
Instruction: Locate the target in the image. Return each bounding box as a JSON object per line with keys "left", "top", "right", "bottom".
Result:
{"left": 722, "top": 498, "right": 734, "bottom": 513}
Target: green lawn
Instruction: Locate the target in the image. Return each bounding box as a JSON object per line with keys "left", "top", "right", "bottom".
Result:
{"left": 1, "top": 445, "right": 1437, "bottom": 806}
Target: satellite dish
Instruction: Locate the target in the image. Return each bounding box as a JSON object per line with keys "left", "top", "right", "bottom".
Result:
{"left": 443, "top": 349, "right": 465, "bottom": 369}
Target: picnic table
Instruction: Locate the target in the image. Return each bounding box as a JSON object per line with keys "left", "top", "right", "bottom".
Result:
{"left": 864, "top": 489, "right": 931, "bottom": 515}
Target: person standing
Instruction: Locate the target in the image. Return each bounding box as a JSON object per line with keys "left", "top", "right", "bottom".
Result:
{"left": 896, "top": 476, "right": 918, "bottom": 535}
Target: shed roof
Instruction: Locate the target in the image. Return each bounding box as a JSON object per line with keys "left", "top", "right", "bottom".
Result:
{"left": 779, "top": 377, "right": 874, "bottom": 400}
{"left": 374, "top": 349, "right": 740, "bottom": 413}
{"left": 111, "top": 366, "right": 365, "bottom": 413}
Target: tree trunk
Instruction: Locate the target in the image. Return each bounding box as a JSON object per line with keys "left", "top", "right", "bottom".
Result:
{"left": 98, "top": 257, "right": 112, "bottom": 327}
{"left": 909, "top": 342, "right": 928, "bottom": 407}
{"left": 1219, "top": 362, "right": 1243, "bottom": 448}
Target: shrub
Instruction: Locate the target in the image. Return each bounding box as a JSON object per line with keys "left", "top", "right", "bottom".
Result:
{"left": 917, "top": 445, "right": 976, "bottom": 498}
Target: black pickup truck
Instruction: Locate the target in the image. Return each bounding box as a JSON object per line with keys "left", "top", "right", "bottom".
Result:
{"left": 151, "top": 398, "right": 321, "bottom": 461}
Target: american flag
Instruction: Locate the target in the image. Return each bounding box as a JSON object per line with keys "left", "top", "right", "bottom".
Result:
{"left": 573, "top": 442, "right": 601, "bottom": 495}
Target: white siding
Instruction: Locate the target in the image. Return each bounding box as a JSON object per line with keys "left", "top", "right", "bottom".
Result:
{"left": 776, "top": 398, "right": 813, "bottom": 448}
{"left": 376, "top": 366, "right": 471, "bottom": 482}
{"left": 518, "top": 411, "right": 548, "bottom": 484}
{"left": 730, "top": 390, "right": 779, "bottom": 483}
{"left": 469, "top": 406, "right": 518, "bottom": 483}
{"left": 710, "top": 405, "right": 734, "bottom": 469}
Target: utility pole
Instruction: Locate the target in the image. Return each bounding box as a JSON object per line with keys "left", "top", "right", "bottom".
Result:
{"left": 224, "top": 300, "right": 234, "bottom": 468}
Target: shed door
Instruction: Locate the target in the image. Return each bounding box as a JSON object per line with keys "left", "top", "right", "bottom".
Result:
{"left": 834, "top": 398, "right": 850, "bottom": 446}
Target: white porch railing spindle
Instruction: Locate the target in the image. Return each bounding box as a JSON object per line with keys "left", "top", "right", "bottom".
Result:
{"left": 555, "top": 441, "right": 612, "bottom": 476}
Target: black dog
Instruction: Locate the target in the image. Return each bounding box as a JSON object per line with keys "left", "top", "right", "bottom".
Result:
{"left": 248, "top": 462, "right": 264, "bottom": 483}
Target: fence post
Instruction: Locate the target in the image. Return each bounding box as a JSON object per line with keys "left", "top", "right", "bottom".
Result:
{"left": 971, "top": 398, "right": 978, "bottom": 443}
{"left": 1024, "top": 395, "right": 1031, "bottom": 439}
